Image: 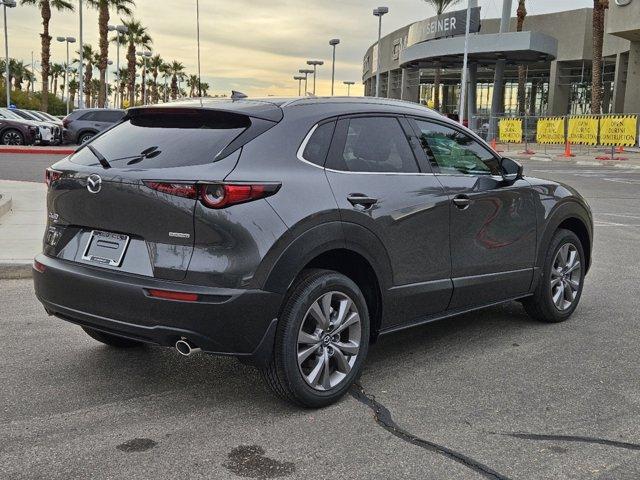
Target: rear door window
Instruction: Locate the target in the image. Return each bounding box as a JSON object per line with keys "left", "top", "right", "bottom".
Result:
{"left": 301, "top": 121, "right": 335, "bottom": 166}
{"left": 69, "top": 110, "right": 250, "bottom": 169}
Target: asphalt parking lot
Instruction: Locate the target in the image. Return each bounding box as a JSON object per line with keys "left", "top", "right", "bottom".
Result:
{"left": 1, "top": 156, "right": 640, "bottom": 479}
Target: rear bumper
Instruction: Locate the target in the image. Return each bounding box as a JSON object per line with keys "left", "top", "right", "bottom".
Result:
{"left": 33, "top": 254, "right": 282, "bottom": 364}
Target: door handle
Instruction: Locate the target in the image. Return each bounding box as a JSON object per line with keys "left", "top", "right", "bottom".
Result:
{"left": 347, "top": 194, "right": 378, "bottom": 209}
{"left": 452, "top": 194, "right": 471, "bottom": 210}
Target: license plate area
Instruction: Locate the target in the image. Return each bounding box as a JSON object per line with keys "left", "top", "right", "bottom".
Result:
{"left": 81, "top": 230, "right": 130, "bottom": 267}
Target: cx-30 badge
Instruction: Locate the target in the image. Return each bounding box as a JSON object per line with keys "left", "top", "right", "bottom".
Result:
{"left": 87, "top": 174, "right": 102, "bottom": 194}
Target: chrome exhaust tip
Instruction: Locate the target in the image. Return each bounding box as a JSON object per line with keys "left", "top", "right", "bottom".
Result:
{"left": 175, "top": 338, "right": 201, "bottom": 356}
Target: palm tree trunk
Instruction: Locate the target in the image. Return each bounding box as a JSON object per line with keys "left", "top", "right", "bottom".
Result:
{"left": 40, "top": 1, "right": 52, "bottom": 112}
{"left": 84, "top": 63, "right": 93, "bottom": 107}
{"left": 171, "top": 75, "right": 178, "bottom": 100}
{"left": 516, "top": 0, "right": 528, "bottom": 116}
{"left": 433, "top": 67, "right": 441, "bottom": 111}
{"left": 127, "top": 43, "right": 136, "bottom": 106}
{"left": 591, "top": 0, "right": 607, "bottom": 114}
{"left": 97, "top": 3, "right": 109, "bottom": 108}
{"left": 152, "top": 73, "right": 158, "bottom": 103}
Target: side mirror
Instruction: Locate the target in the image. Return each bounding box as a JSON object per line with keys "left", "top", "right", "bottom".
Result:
{"left": 500, "top": 157, "right": 523, "bottom": 183}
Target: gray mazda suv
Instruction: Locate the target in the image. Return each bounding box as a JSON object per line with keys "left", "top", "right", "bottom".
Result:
{"left": 33, "top": 97, "right": 593, "bottom": 407}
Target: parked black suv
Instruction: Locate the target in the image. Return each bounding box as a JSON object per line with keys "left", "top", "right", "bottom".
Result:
{"left": 34, "top": 97, "right": 592, "bottom": 407}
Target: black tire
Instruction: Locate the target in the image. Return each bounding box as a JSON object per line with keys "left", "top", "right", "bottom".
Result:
{"left": 81, "top": 326, "right": 143, "bottom": 348}
{"left": 261, "top": 269, "right": 370, "bottom": 408}
{"left": 1, "top": 129, "right": 24, "bottom": 145}
{"left": 78, "top": 132, "right": 95, "bottom": 145}
{"left": 522, "top": 229, "right": 586, "bottom": 323}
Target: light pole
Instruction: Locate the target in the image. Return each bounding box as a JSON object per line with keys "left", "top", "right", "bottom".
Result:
{"left": 329, "top": 38, "right": 340, "bottom": 96}
{"left": 306, "top": 60, "right": 323, "bottom": 95}
{"left": 57, "top": 36, "right": 76, "bottom": 115}
{"left": 1, "top": 0, "right": 16, "bottom": 108}
{"left": 110, "top": 24, "right": 128, "bottom": 108}
{"left": 78, "top": 0, "right": 84, "bottom": 108}
{"left": 343, "top": 81, "right": 355, "bottom": 97}
{"left": 299, "top": 68, "right": 313, "bottom": 96}
{"left": 373, "top": 6, "right": 388, "bottom": 97}
{"left": 293, "top": 75, "right": 305, "bottom": 96}
{"left": 196, "top": 0, "right": 201, "bottom": 97}
{"left": 136, "top": 50, "right": 151, "bottom": 105}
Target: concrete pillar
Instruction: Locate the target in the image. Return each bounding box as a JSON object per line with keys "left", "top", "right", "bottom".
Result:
{"left": 404, "top": 67, "right": 420, "bottom": 103}
{"left": 547, "top": 60, "right": 570, "bottom": 115}
{"left": 623, "top": 41, "right": 640, "bottom": 113}
{"left": 400, "top": 68, "right": 407, "bottom": 100}
{"left": 467, "top": 63, "right": 478, "bottom": 130}
{"left": 612, "top": 52, "right": 628, "bottom": 113}
{"left": 387, "top": 70, "right": 394, "bottom": 99}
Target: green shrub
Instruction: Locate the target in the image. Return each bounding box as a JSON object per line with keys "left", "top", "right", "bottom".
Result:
{"left": 1, "top": 88, "right": 70, "bottom": 116}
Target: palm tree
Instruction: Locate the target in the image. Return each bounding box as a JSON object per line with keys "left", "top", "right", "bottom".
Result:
{"left": 78, "top": 44, "right": 98, "bottom": 107}
{"left": 422, "top": 0, "right": 460, "bottom": 111}
{"left": 148, "top": 54, "right": 163, "bottom": 103}
{"left": 160, "top": 62, "right": 171, "bottom": 102}
{"left": 10, "top": 60, "right": 26, "bottom": 90}
{"left": 200, "top": 81, "right": 209, "bottom": 97}
{"left": 115, "top": 66, "right": 128, "bottom": 106}
{"left": 25, "top": 68, "right": 36, "bottom": 93}
{"left": 20, "top": 0, "right": 75, "bottom": 112}
{"left": 87, "top": 0, "right": 135, "bottom": 108}
{"left": 168, "top": 61, "right": 184, "bottom": 100}
{"left": 591, "top": 0, "right": 608, "bottom": 114}
{"left": 69, "top": 78, "right": 78, "bottom": 108}
{"left": 187, "top": 74, "right": 199, "bottom": 97}
{"left": 516, "top": 0, "right": 527, "bottom": 116}
{"left": 119, "top": 18, "right": 152, "bottom": 107}
{"left": 50, "top": 63, "right": 65, "bottom": 97}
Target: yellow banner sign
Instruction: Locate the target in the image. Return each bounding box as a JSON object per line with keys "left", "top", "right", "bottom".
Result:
{"left": 599, "top": 115, "right": 638, "bottom": 147}
{"left": 567, "top": 116, "right": 599, "bottom": 146}
{"left": 499, "top": 118, "right": 522, "bottom": 143}
{"left": 536, "top": 117, "right": 565, "bottom": 144}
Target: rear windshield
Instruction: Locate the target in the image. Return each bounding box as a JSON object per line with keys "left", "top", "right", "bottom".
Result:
{"left": 69, "top": 110, "right": 250, "bottom": 169}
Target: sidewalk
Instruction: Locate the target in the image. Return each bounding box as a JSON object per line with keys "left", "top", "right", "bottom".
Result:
{"left": 0, "top": 180, "right": 46, "bottom": 278}
{"left": 496, "top": 142, "right": 640, "bottom": 166}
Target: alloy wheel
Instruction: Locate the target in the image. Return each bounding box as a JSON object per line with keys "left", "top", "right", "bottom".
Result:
{"left": 3, "top": 131, "right": 22, "bottom": 145}
{"left": 297, "top": 291, "right": 361, "bottom": 391}
{"left": 550, "top": 242, "right": 581, "bottom": 311}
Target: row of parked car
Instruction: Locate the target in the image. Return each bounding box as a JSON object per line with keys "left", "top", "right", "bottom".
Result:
{"left": 0, "top": 107, "right": 125, "bottom": 147}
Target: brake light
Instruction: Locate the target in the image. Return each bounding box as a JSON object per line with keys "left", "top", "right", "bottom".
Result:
{"left": 62, "top": 117, "right": 71, "bottom": 128}
{"left": 33, "top": 259, "right": 46, "bottom": 273}
{"left": 199, "top": 183, "right": 280, "bottom": 209}
{"left": 143, "top": 181, "right": 280, "bottom": 208}
{"left": 144, "top": 181, "right": 197, "bottom": 198}
{"left": 45, "top": 168, "right": 62, "bottom": 187}
{"left": 147, "top": 289, "right": 199, "bottom": 302}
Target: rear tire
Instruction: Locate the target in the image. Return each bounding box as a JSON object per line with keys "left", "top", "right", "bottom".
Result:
{"left": 81, "top": 326, "right": 143, "bottom": 348}
{"left": 1, "top": 129, "right": 24, "bottom": 145}
{"left": 523, "top": 229, "right": 585, "bottom": 323}
{"left": 78, "top": 132, "right": 95, "bottom": 145}
{"left": 261, "top": 269, "right": 370, "bottom": 408}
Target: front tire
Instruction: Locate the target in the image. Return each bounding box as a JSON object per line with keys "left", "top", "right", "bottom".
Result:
{"left": 81, "top": 326, "right": 143, "bottom": 348}
{"left": 261, "top": 269, "right": 370, "bottom": 408}
{"left": 1, "top": 129, "right": 24, "bottom": 145}
{"left": 523, "top": 229, "right": 585, "bottom": 323}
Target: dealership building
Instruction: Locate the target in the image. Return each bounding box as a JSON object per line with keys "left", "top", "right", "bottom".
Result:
{"left": 362, "top": 1, "right": 640, "bottom": 123}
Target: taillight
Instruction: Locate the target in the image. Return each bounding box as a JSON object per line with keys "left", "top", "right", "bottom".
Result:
{"left": 144, "top": 181, "right": 197, "bottom": 198}
{"left": 62, "top": 117, "right": 70, "bottom": 128}
{"left": 143, "top": 181, "right": 280, "bottom": 208}
{"left": 147, "top": 289, "right": 199, "bottom": 302}
{"left": 199, "top": 183, "right": 280, "bottom": 209}
{"left": 33, "top": 259, "right": 46, "bottom": 273}
{"left": 45, "top": 168, "right": 62, "bottom": 187}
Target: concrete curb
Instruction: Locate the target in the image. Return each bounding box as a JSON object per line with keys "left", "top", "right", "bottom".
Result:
{"left": 0, "top": 194, "right": 11, "bottom": 218}
{"left": 0, "top": 146, "right": 76, "bottom": 155}
{"left": 0, "top": 262, "right": 33, "bottom": 279}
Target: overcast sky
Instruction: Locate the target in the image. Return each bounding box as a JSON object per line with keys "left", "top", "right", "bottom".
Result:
{"left": 8, "top": 0, "right": 590, "bottom": 97}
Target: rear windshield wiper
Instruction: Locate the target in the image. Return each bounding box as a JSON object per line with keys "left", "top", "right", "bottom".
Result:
{"left": 87, "top": 144, "right": 111, "bottom": 169}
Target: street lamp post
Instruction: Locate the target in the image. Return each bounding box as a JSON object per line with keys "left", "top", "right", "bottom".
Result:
{"left": 343, "top": 81, "right": 355, "bottom": 97}
{"left": 1, "top": 0, "right": 16, "bottom": 108}
{"left": 373, "top": 6, "right": 388, "bottom": 98}
{"left": 136, "top": 50, "right": 151, "bottom": 105}
{"left": 78, "top": 0, "right": 84, "bottom": 108}
{"left": 306, "top": 60, "right": 323, "bottom": 95}
{"left": 56, "top": 36, "right": 76, "bottom": 115}
{"left": 329, "top": 39, "right": 340, "bottom": 96}
{"left": 299, "top": 68, "right": 313, "bottom": 96}
{"left": 293, "top": 75, "right": 305, "bottom": 96}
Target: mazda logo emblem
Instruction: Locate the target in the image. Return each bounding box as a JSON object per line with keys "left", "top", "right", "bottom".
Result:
{"left": 87, "top": 174, "right": 102, "bottom": 194}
